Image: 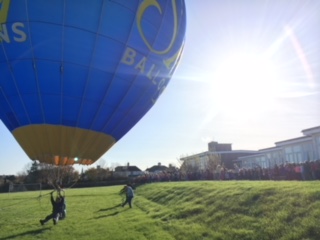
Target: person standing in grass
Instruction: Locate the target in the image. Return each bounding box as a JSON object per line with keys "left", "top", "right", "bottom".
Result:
{"left": 40, "top": 191, "right": 65, "bottom": 225}
{"left": 121, "top": 184, "right": 134, "bottom": 208}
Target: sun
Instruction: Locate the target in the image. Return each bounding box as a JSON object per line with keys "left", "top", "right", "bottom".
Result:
{"left": 211, "top": 51, "right": 282, "bottom": 115}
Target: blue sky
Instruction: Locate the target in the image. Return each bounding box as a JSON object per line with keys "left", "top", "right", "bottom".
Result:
{"left": 1, "top": 0, "right": 320, "bottom": 175}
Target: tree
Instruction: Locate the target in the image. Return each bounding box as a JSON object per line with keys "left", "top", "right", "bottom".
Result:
{"left": 168, "top": 163, "right": 179, "bottom": 173}
{"left": 15, "top": 171, "right": 27, "bottom": 183}
{"left": 84, "top": 168, "right": 99, "bottom": 181}
{"left": 26, "top": 161, "right": 41, "bottom": 183}
{"left": 205, "top": 153, "right": 221, "bottom": 179}
{"left": 39, "top": 163, "right": 79, "bottom": 187}
{"left": 180, "top": 159, "right": 199, "bottom": 180}
{"left": 60, "top": 166, "right": 79, "bottom": 185}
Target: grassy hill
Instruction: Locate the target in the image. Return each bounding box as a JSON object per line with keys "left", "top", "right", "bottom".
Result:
{"left": 1, "top": 181, "right": 320, "bottom": 240}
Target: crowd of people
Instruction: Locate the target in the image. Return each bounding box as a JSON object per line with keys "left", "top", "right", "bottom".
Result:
{"left": 133, "top": 160, "right": 320, "bottom": 185}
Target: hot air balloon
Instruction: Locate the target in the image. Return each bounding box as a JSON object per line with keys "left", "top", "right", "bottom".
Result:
{"left": 0, "top": 0, "right": 186, "bottom": 165}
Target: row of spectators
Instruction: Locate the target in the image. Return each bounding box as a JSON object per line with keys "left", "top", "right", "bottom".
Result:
{"left": 133, "top": 160, "right": 320, "bottom": 184}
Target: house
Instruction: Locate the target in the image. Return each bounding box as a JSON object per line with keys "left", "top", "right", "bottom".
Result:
{"left": 114, "top": 163, "right": 143, "bottom": 178}
{"left": 146, "top": 163, "right": 169, "bottom": 173}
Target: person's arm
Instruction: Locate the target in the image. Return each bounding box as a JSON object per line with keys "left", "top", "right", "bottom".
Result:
{"left": 50, "top": 192, "right": 55, "bottom": 205}
{"left": 120, "top": 186, "right": 126, "bottom": 195}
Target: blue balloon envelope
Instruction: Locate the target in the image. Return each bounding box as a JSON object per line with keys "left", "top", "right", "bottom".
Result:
{"left": 0, "top": 0, "right": 186, "bottom": 165}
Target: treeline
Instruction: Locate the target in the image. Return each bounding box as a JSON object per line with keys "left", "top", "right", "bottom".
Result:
{"left": 0, "top": 161, "right": 129, "bottom": 193}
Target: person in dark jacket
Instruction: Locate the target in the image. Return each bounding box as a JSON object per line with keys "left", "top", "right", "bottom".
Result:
{"left": 121, "top": 184, "right": 134, "bottom": 208}
{"left": 40, "top": 191, "right": 65, "bottom": 225}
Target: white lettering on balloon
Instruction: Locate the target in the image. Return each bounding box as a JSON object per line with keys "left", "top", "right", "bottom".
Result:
{"left": 0, "top": 22, "right": 27, "bottom": 43}
{"left": 121, "top": 47, "right": 164, "bottom": 86}
{"left": 120, "top": 0, "right": 184, "bottom": 104}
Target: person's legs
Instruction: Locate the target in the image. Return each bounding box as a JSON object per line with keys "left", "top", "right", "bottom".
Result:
{"left": 40, "top": 213, "right": 54, "bottom": 225}
{"left": 128, "top": 197, "right": 133, "bottom": 208}
{"left": 122, "top": 197, "right": 128, "bottom": 207}
{"left": 53, "top": 212, "right": 60, "bottom": 225}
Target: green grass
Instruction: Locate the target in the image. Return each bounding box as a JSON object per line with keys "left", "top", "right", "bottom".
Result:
{"left": 1, "top": 181, "right": 320, "bottom": 239}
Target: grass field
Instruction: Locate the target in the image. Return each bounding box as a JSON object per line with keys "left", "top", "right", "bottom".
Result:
{"left": 1, "top": 181, "right": 320, "bottom": 240}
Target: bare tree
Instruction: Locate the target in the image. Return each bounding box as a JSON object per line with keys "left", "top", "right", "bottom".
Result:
{"left": 38, "top": 163, "right": 79, "bottom": 187}
{"left": 84, "top": 167, "right": 100, "bottom": 181}
{"left": 204, "top": 153, "right": 221, "bottom": 179}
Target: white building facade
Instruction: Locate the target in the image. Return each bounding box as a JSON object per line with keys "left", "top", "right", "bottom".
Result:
{"left": 237, "top": 126, "right": 320, "bottom": 169}
{"left": 180, "top": 142, "right": 258, "bottom": 170}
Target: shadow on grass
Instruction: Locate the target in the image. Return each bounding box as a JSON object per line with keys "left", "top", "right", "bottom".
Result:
{"left": 95, "top": 211, "right": 120, "bottom": 218}
{"left": 97, "top": 203, "right": 122, "bottom": 212}
{"left": 95, "top": 205, "right": 132, "bottom": 219}
{"left": 67, "top": 194, "right": 109, "bottom": 198}
{"left": 69, "top": 192, "right": 122, "bottom": 198}
{"left": 0, "top": 227, "right": 50, "bottom": 240}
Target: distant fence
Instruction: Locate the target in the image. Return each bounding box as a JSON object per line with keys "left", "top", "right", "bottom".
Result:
{"left": 0, "top": 179, "right": 130, "bottom": 193}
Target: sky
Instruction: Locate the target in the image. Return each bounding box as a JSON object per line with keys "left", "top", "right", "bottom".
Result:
{"left": 1, "top": 0, "right": 320, "bottom": 175}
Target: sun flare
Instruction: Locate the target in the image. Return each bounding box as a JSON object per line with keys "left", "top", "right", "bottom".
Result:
{"left": 212, "top": 51, "right": 283, "bottom": 115}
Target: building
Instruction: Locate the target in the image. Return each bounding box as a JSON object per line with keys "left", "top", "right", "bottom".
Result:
{"left": 180, "top": 141, "right": 258, "bottom": 170}
{"left": 146, "top": 163, "right": 169, "bottom": 173}
{"left": 114, "top": 163, "right": 143, "bottom": 178}
{"left": 236, "top": 126, "right": 320, "bottom": 169}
